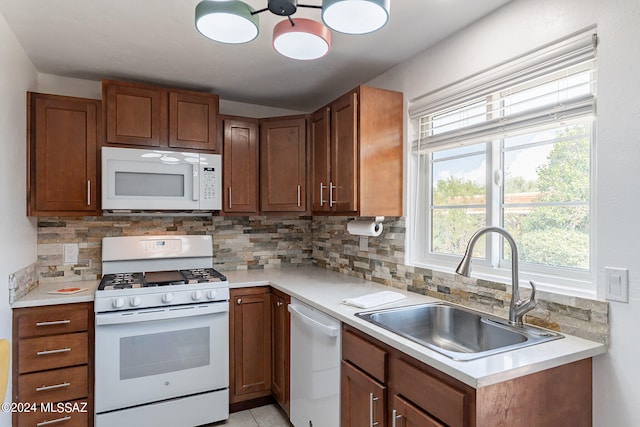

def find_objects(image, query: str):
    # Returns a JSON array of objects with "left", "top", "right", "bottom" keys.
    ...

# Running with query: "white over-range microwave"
[{"left": 102, "top": 146, "right": 222, "bottom": 212}]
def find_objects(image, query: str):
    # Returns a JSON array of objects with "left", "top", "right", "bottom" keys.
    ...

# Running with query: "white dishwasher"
[{"left": 288, "top": 298, "right": 341, "bottom": 427}]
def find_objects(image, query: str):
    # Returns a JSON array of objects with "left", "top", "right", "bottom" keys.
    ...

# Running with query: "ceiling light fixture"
[{"left": 195, "top": 0, "right": 391, "bottom": 60}]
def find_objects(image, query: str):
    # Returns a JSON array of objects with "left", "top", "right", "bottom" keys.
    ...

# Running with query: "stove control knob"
[
  {"left": 130, "top": 296, "right": 142, "bottom": 307},
  {"left": 206, "top": 289, "right": 217, "bottom": 300},
  {"left": 112, "top": 297, "right": 125, "bottom": 309},
  {"left": 162, "top": 293, "right": 174, "bottom": 303},
  {"left": 191, "top": 290, "right": 203, "bottom": 301}
]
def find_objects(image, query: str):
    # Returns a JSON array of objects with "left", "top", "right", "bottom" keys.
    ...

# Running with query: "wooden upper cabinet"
[
  {"left": 103, "top": 80, "right": 219, "bottom": 153},
  {"left": 331, "top": 92, "right": 359, "bottom": 213},
  {"left": 310, "top": 107, "right": 331, "bottom": 213},
  {"left": 310, "top": 86, "right": 403, "bottom": 217},
  {"left": 169, "top": 90, "right": 219, "bottom": 151},
  {"left": 103, "top": 80, "right": 167, "bottom": 147},
  {"left": 259, "top": 116, "right": 307, "bottom": 213},
  {"left": 27, "top": 92, "right": 100, "bottom": 216},
  {"left": 222, "top": 116, "right": 259, "bottom": 214}
]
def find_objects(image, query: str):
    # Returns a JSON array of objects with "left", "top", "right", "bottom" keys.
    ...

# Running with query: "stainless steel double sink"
[{"left": 355, "top": 302, "right": 563, "bottom": 361}]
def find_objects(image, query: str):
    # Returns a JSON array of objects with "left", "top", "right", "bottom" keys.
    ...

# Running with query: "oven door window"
[{"left": 120, "top": 327, "right": 209, "bottom": 380}]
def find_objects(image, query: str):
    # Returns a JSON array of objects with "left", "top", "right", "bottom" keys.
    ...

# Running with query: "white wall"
[
  {"left": 0, "top": 12, "right": 37, "bottom": 426},
  {"left": 36, "top": 73, "right": 305, "bottom": 118},
  {"left": 369, "top": 0, "right": 640, "bottom": 424}
]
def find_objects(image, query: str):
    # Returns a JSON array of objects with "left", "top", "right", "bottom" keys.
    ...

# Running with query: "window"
[{"left": 408, "top": 30, "right": 597, "bottom": 294}]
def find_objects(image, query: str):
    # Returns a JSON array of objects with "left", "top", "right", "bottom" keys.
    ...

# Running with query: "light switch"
[{"left": 605, "top": 267, "right": 629, "bottom": 303}]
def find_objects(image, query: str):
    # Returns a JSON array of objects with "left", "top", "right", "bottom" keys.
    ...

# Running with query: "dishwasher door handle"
[{"left": 288, "top": 304, "right": 339, "bottom": 337}]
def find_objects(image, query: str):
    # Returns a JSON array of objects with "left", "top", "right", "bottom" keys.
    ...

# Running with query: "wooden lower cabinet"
[
  {"left": 342, "top": 324, "right": 593, "bottom": 427},
  {"left": 341, "top": 361, "right": 387, "bottom": 427},
  {"left": 270, "top": 288, "right": 290, "bottom": 415},
  {"left": 12, "top": 303, "right": 94, "bottom": 427},
  {"left": 229, "top": 287, "right": 272, "bottom": 404}
]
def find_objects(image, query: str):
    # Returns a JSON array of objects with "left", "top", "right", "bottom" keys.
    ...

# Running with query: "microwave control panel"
[{"left": 201, "top": 167, "right": 217, "bottom": 204}]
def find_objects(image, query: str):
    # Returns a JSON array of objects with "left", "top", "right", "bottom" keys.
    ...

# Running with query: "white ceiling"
[{"left": 0, "top": 0, "right": 512, "bottom": 112}]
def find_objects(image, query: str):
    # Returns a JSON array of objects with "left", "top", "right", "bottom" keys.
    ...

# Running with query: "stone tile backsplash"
[{"left": 34, "top": 215, "right": 608, "bottom": 343}]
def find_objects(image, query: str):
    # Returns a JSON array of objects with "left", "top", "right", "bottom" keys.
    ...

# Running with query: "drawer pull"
[
  {"left": 37, "top": 416, "right": 72, "bottom": 426},
  {"left": 37, "top": 348, "right": 72, "bottom": 356},
  {"left": 370, "top": 392, "right": 380, "bottom": 427},
  {"left": 36, "top": 320, "right": 71, "bottom": 327},
  {"left": 36, "top": 382, "right": 71, "bottom": 392},
  {"left": 392, "top": 409, "right": 403, "bottom": 427}
]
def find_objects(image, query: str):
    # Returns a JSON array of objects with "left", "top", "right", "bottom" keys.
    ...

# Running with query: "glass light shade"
[
  {"left": 273, "top": 18, "right": 331, "bottom": 60},
  {"left": 195, "top": 0, "right": 259, "bottom": 44},
  {"left": 322, "top": 0, "right": 390, "bottom": 34}
]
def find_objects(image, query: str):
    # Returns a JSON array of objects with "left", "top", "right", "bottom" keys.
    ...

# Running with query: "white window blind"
[{"left": 410, "top": 28, "right": 597, "bottom": 151}]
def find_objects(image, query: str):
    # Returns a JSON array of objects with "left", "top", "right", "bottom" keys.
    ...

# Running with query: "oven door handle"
[{"left": 95, "top": 302, "right": 229, "bottom": 326}]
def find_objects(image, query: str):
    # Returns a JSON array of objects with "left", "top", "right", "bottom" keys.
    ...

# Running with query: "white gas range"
[{"left": 94, "top": 235, "right": 229, "bottom": 427}]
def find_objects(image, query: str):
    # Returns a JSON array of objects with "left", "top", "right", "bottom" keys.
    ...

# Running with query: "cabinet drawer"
[
  {"left": 16, "top": 399, "right": 89, "bottom": 427},
  {"left": 342, "top": 329, "right": 387, "bottom": 383},
  {"left": 18, "top": 366, "right": 88, "bottom": 405},
  {"left": 17, "top": 304, "right": 89, "bottom": 338},
  {"left": 394, "top": 359, "right": 466, "bottom": 427},
  {"left": 19, "top": 333, "right": 88, "bottom": 373}
]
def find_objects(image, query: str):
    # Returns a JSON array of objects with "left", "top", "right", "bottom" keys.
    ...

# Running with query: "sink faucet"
[{"left": 455, "top": 226, "right": 536, "bottom": 327}]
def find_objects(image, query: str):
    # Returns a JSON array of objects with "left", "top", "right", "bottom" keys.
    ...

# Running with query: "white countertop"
[
  {"left": 225, "top": 267, "right": 607, "bottom": 388},
  {"left": 11, "top": 280, "right": 100, "bottom": 308},
  {"left": 12, "top": 266, "right": 607, "bottom": 388}
]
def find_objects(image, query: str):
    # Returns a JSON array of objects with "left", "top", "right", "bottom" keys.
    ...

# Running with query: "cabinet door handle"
[
  {"left": 36, "top": 320, "right": 71, "bottom": 327},
  {"left": 236, "top": 298, "right": 242, "bottom": 305},
  {"left": 36, "top": 382, "right": 70, "bottom": 392},
  {"left": 37, "top": 347, "right": 72, "bottom": 356},
  {"left": 320, "top": 182, "right": 327, "bottom": 206},
  {"left": 329, "top": 182, "right": 336, "bottom": 207},
  {"left": 87, "top": 180, "right": 91, "bottom": 206},
  {"left": 37, "top": 416, "right": 72, "bottom": 426},
  {"left": 392, "top": 409, "right": 403, "bottom": 427},
  {"left": 297, "top": 184, "right": 301, "bottom": 207},
  {"left": 369, "top": 392, "right": 380, "bottom": 427},
  {"left": 228, "top": 187, "right": 232, "bottom": 209},
  {"left": 276, "top": 301, "right": 283, "bottom": 307}
]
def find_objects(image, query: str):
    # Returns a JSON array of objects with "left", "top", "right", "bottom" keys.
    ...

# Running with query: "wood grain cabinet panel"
[
  {"left": 222, "top": 116, "right": 260, "bottom": 214},
  {"left": 310, "top": 107, "right": 331, "bottom": 213},
  {"left": 18, "top": 333, "right": 88, "bottom": 374},
  {"left": 104, "top": 81, "right": 166, "bottom": 147},
  {"left": 229, "top": 287, "right": 272, "bottom": 403},
  {"left": 270, "top": 288, "right": 290, "bottom": 415},
  {"left": 343, "top": 324, "right": 593, "bottom": 427},
  {"left": 27, "top": 92, "right": 100, "bottom": 216},
  {"left": 17, "top": 399, "right": 89, "bottom": 427},
  {"left": 310, "top": 86, "right": 403, "bottom": 216},
  {"left": 341, "top": 361, "right": 387, "bottom": 427},
  {"left": 12, "top": 303, "right": 94, "bottom": 427},
  {"left": 103, "top": 80, "right": 220, "bottom": 153},
  {"left": 169, "top": 91, "right": 219, "bottom": 151},
  {"left": 260, "top": 116, "right": 307, "bottom": 213}
]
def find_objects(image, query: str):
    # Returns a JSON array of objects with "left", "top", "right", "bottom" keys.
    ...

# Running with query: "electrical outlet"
[
  {"left": 63, "top": 243, "right": 79, "bottom": 265},
  {"left": 605, "top": 267, "right": 629, "bottom": 303}
]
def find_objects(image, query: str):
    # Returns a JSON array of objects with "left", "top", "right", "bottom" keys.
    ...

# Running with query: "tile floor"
[{"left": 212, "top": 404, "right": 291, "bottom": 427}]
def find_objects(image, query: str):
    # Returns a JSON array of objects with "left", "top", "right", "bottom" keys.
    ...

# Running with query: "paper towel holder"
[{"left": 347, "top": 216, "right": 385, "bottom": 236}]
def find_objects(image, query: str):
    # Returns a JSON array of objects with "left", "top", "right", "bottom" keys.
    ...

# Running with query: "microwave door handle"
[{"left": 192, "top": 164, "right": 199, "bottom": 201}]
